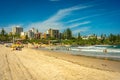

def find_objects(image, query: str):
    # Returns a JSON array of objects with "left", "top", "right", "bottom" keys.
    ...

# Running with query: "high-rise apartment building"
[
  {"left": 47, "top": 28, "right": 59, "bottom": 39},
  {"left": 28, "top": 30, "right": 34, "bottom": 39},
  {"left": 12, "top": 26, "right": 23, "bottom": 35}
]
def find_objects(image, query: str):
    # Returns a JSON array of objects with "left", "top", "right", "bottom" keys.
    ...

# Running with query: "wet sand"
[
  {"left": 0, "top": 44, "right": 120, "bottom": 80},
  {"left": 37, "top": 48, "right": 120, "bottom": 72}
]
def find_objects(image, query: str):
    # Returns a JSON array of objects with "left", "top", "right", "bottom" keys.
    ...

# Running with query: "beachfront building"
[
  {"left": 82, "top": 35, "right": 101, "bottom": 40},
  {"left": 20, "top": 32, "right": 27, "bottom": 40},
  {"left": 12, "top": 26, "right": 23, "bottom": 35},
  {"left": 47, "top": 28, "right": 59, "bottom": 39},
  {"left": 97, "top": 36, "right": 101, "bottom": 40},
  {"left": 27, "top": 28, "right": 39, "bottom": 39},
  {"left": 31, "top": 28, "right": 38, "bottom": 34},
  {"left": 8, "top": 32, "right": 13, "bottom": 35},
  {"left": 82, "top": 36, "right": 89, "bottom": 40},
  {"left": 28, "top": 30, "right": 34, "bottom": 39},
  {"left": 34, "top": 33, "right": 42, "bottom": 39},
  {"left": 41, "top": 33, "right": 50, "bottom": 39}
]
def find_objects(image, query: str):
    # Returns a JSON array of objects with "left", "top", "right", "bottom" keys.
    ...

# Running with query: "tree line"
[
  {"left": 61, "top": 28, "right": 120, "bottom": 45},
  {"left": 0, "top": 28, "right": 120, "bottom": 45}
]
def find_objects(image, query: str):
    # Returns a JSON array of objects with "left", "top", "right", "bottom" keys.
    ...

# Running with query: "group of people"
[{"left": 12, "top": 41, "right": 23, "bottom": 51}]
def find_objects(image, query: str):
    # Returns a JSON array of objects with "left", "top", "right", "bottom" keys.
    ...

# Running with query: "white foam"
[{"left": 71, "top": 46, "right": 120, "bottom": 53}]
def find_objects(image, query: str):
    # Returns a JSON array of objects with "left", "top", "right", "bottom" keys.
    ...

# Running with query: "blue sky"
[{"left": 0, "top": 0, "right": 120, "bottom": 36}]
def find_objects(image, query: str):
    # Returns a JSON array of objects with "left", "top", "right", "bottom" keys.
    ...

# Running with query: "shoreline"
[
  {"left": 31, "top": 47, "right": 120, "bottom": 72},
  {"left": 1, "top": 44, "right": 120, "bottom": 80},
  {"left": 34, "top": 47, "right": 120, "bottom": 61}
]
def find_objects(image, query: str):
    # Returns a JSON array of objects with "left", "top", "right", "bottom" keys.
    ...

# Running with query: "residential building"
[
  {"left": 12, "top": 26, "right": 23, "bottom": 35},
  {"left": 8, "top": 32, "right": 13, "bottom": 35},
  {"left": 82, "top": 36, "right": 89, "bottom": 40},
  {"left": 28, "top": 30, "right": 34, "bottom": 39},
  {"left": 34, "top": 33, "right": 42, "bottom": 39},
  {"left": 20, "top": 32, "right": 27, "bottom": 40},
  {"left": 41, "top": 33, "right": 50, "bottom": 39},
  {"left": 47, "top": 28, "right": 59, "bottom": 39},
  {"left": 31, "top": 28, "right": 38, "bottom": 34},
  {"left": 27, "top": 28, "right": 39, "bottom": 39}
]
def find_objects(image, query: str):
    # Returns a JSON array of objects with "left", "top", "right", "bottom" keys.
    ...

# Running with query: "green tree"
[
  {"left": 14, "top": 33, "right": 20, "bottom": 39},
  {"left": 63, "top": 28, "right": 72, "bottom": 39},
  {"left": 78, "top": 32, "right": 82, "bottom": 40},
  {"left": 25, "top": 35, "right": 28, "bottom": 40},
  {"left": 100, "top": 34, "right": 106, "bottom": 44},
  {"left": 108, "top": 34, "right": 116, "bottom": 44},
  {"left": 0, "top": 28, "right": 9, "bottom": 41},
  {"left": 1, "top": 28, "right": 6, "bottom": 36}
]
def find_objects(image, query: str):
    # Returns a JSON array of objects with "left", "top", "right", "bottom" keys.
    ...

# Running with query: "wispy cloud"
[
  {"left": 45, "top": 5, "right": 91, "bottom": 22},
  {"left": 25, "top": 5, "right": 92, "bottom": 32},
  {"left": 67, "top": 14, "right": 101, "bottom": 23},
  {"left": 67, "top": 21, "right": 91, "bottom": 29},
  {"left": 66, "top": 10, "right": 120, "bottom": 24},
  {"left": 73, "top": 26, "right": 90, "bottom": 34}
]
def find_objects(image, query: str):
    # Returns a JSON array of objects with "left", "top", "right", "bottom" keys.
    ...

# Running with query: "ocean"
[
  {"left": 41, "top": 45, "right": 120, "bottom": 61},
  {"left": 70, "top": 45, "right": 120, "bottom": 60}
]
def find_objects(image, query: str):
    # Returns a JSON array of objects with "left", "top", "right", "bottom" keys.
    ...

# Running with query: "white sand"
[{"left": 0, "top": 44, "right": 120, "bottom": 80}]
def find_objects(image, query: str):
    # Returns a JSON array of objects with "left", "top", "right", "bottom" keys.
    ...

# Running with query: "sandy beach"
[{"left": 0, "top": 44, "right": 120, "bottom": 80}]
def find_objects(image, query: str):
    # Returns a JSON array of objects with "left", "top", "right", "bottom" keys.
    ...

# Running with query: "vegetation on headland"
[{"left": 0, "top": 28, "right": 120, "bottom": 45}]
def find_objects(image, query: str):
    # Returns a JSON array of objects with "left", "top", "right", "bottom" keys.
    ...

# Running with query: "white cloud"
[
  {"left": 72, "top": 26, "right": 90, "bottom": 34},
  {"left": 68, "top": 21, "right": 91, "bottom": 29},
  {"left": 67, "top": 14, "right": 101, "bottom": 23},
  {"left": 45, "top": 5, "right": 90, "bottom": 22},
  {"left": 25, "top": 5, "right": 92, "bottom": 32},
  {"left": 67, "top": 10, "right": 120, "bottom": 23}
]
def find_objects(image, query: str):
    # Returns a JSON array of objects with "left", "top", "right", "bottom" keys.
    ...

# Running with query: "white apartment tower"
[{"left": 28, "top": 30, "right": 34, "bottom": 39}]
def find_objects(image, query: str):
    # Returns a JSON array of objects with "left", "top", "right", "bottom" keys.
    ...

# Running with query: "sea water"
[
  {"left": 69, "top": 45, "right": 120, "bottom": 60},
  {"left": 52, "top": 45, "right": 120, "bottom": 60},
  {"left": 39, "top": 45, "right": 120, "bottom": 60}
]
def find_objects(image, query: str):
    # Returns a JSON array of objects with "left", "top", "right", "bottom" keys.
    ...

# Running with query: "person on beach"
[{"left": 103, "top": 49, "right": 107, "bottom": 53}]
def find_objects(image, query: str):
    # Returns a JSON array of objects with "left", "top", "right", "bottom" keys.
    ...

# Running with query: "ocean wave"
[{"left": 71, "top": 46, "right": 120, "bottom": 53}]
